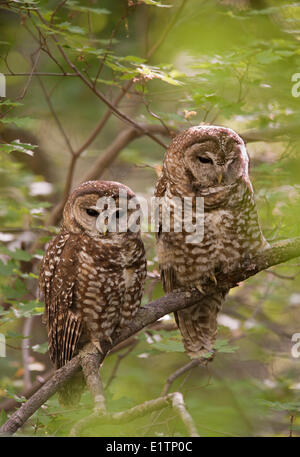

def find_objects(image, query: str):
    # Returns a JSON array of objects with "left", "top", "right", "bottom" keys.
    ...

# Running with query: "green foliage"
[{"left": 0, "top": 0, "right": 300, "bottom": 438}]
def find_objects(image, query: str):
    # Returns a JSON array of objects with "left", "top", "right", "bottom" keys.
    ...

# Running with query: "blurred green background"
[{"left": 0, "top": 0, "right": 300, "bottom": 437}]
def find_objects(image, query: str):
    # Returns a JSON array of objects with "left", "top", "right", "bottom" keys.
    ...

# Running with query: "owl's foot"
[{"left": 188, "top": 348, "right": 215, "bottom": 362}]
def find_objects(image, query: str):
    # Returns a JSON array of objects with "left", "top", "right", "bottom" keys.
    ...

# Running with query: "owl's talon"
[
  {"left": 210, "top": 274, "right": 218, "bottom": 286},
  {"left": 195, "top": 285, "right": 204, "bottom": 294},
  {"left": 92, "top": 341, "right": 103, "bottom": 354}
]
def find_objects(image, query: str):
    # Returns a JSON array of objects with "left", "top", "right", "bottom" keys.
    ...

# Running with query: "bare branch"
[
  {"left": 70, "top": 391, "right": 199, "bottom": 437},
  {"left": 21, "top": 317, "right": 34, "bottom": 391},
  {"left": 82, "top": 123, "right": 173, "bottom": 182},
  {"left": 79, "top": 345, "right": 106, "bottom": 414},
  {"left": 36, "top": 75, "right": 75, "bottom": 156},
  {"left": 50, "top": 0, "right": 68, "bottom": 24},
  {"left": 105, "top": 339, "right": 138, "bottom": 390},
  {"left": 17, "top": 49, "right": 41, "bottom": 100},
  {"left": 146, "top": 0, "right": 188, "bottom": 59},
  {"left": 161, "top": 360, "right": 201, "bottom": 397},
  {"left": 4, "top": 72, "right": 78, "bottom": 77}
]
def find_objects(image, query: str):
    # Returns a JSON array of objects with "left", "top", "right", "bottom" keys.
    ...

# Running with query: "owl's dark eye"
[
  {"left": 115, "top": 209, "right": 125, "bottom": 219},
  {"left": 85, "top": 208, "right": 99, "bottom": 217},
  {"left": 198, "top": 156, "right": 213, "bottom": 164}
]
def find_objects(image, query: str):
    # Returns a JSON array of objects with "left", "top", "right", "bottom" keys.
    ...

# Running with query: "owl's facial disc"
[
  {"left": 184, "top": 138, "right": 248, "bottom": 189},
  {"left": 68, "top": 193, "right": 140, "bottom": 238},
  {"left": 70, "top": 194, "right": 103, "bottom": 236}
]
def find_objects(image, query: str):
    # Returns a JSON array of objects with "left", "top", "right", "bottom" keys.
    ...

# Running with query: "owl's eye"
[
  {"left": 115, "top": 209, "right": 126, "bottom": 220},
  {"left": 85, "top": 208, "right": 99, "bottom": 217},
  {"left": 198, "top": 156, "right": 213, "bottom": 164}
]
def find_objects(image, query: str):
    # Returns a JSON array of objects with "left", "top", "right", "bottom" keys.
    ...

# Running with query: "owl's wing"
[
  {"left": 39, "top": 233, "right": 82, "bottom": 368},
  {"left": 120, "top": 240, "right": 147, "bottom": 327},
  {"left": 154, "top": 171, "right": 167, "bottom": 199},
  {"left": 154, "top": 173, "right": 179, "bottom": 292}
]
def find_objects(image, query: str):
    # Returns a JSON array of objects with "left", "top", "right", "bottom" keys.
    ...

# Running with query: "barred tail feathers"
[{"left": 174, "top": 293, "right": 225, "bottom": 359}]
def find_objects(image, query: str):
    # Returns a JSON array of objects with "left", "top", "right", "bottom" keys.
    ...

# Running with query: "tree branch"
[
  {"left": 70, "top": 391, "right": 199, "bottom": 437},
  {"left": 161, "top": 360, "right": 201, "bottom": 397},
  {"left": 79, "top": 345, "right": 106, "bottom": 414}
]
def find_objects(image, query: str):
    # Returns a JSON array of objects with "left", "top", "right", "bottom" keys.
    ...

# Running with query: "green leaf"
[
  {"left": 0, "top": 117, "right": 35, "bottom": 128},
  {"left": 2, "top": 279, "right": 28, "bottom": 300},
  {"left": 142, "top": 0, "right": 172, "bottom": 7},
  {"left": 260, "top": 400, "right": 300, "bottom": 413},
  {"left": 136, "top": 64, "right": 183, "bottom": 86},
  {"left": 213, "top": 339, "right": 238, "bottom": 354},
  {"left": 0, "top": 99, "right": 23, "bottom": 107},
  {"left": 65, "top": 1, "right": 111, "bottom": 15},
  {"left": 4, "top": 388, "right": 26, "bottom": 403},
  {"left": 0, "top": 246, "right": 33, "bottom": 261},
  {"left": 56, "top": 21, "right": 86, "bottom": 36},
  {"left": 0, "top": 409, "right": 8, "bottom": 427},
  {"left": 6, "top": 331, "right": 28, "bottom": 340},
  {"left": 13, "top": 301, "right": 44, "bottom": 318},
  {"left": 139, "top": 330, "right": 184, "bottom": 353},
  {"left": 0, "top": 259, "right": 15, "bottom": 277},
  {"left": 256, "top": 50, "right": 282, "bottom": 64},
  {"left": 0, "top": 140, "right": 37, "bottom": 156}
]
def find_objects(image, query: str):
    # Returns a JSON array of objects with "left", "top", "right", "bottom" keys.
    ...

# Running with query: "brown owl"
[
  {"left": 39, "top": 180, "right": 147, "bottom": 404},
  {"left": 154, "top": 125, "right": 267, "bottom": 359}
]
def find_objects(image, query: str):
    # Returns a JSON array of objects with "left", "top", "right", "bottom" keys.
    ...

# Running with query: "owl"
[
  {"left": 154, "top": 125, "right": 267, "bottom": 359},
  {"left": 39, "top": 180, "right": 147, "bottom": 403}
]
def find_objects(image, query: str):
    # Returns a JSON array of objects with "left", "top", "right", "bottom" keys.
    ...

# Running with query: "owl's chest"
[
  {"left": 205, "top": 209, "right": 238, "bottom": 248},
  {"left": 160, "top": 206, "right": 250, "bottom": 286},
  {"left": 73, "top": 244, "right": 125, "bottom": 304}
]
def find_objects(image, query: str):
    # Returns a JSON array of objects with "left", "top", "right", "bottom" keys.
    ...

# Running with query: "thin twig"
[
  {"left": 36, "top": 75, "right": 75, "bottom": 156},
  {"left": 22, "top": 317, "right": 34, "bottom": 391},
  {"left": 17, "top": 49, "right": 41, "bottom": 100},
  {"left": 105, "top": 340, "right": 138, "bottom": 390},
  {"left": 3, "top": 72, "right": 78, "bottom": 77},
  {"left": 161, "top": 359, "right": 202, "bottom": 397},
  {"left": 50, "top": 0, "right": 67, "bottom": 24}
]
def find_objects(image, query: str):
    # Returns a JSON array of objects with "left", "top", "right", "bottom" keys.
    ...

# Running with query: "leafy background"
[{"left": 0, "top": 0, "right": 300, "bottom": 437}]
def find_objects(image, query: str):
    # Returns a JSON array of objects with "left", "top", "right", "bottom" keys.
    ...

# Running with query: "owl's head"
[
  {"left": 164, "top": 125, "right": 249, "bottom": 192},
  {"left": 62, "top": 180, "right": 140, "bottom": 238}
]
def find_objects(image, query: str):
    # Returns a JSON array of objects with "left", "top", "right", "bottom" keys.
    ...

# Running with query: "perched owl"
[
  {"left": 39, "top": 180, "right": 147, "bottom": 404},
  {"left": 154, "top": 125, "right": 267, "bottom": 359}
]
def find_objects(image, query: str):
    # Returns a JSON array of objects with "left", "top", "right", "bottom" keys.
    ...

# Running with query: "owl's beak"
[
  {"left": 217, "top": 172, "right": 223, "bottom": 184},
  {"left": 102, "top": 224, "right": 108, "bottom": 236}
]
